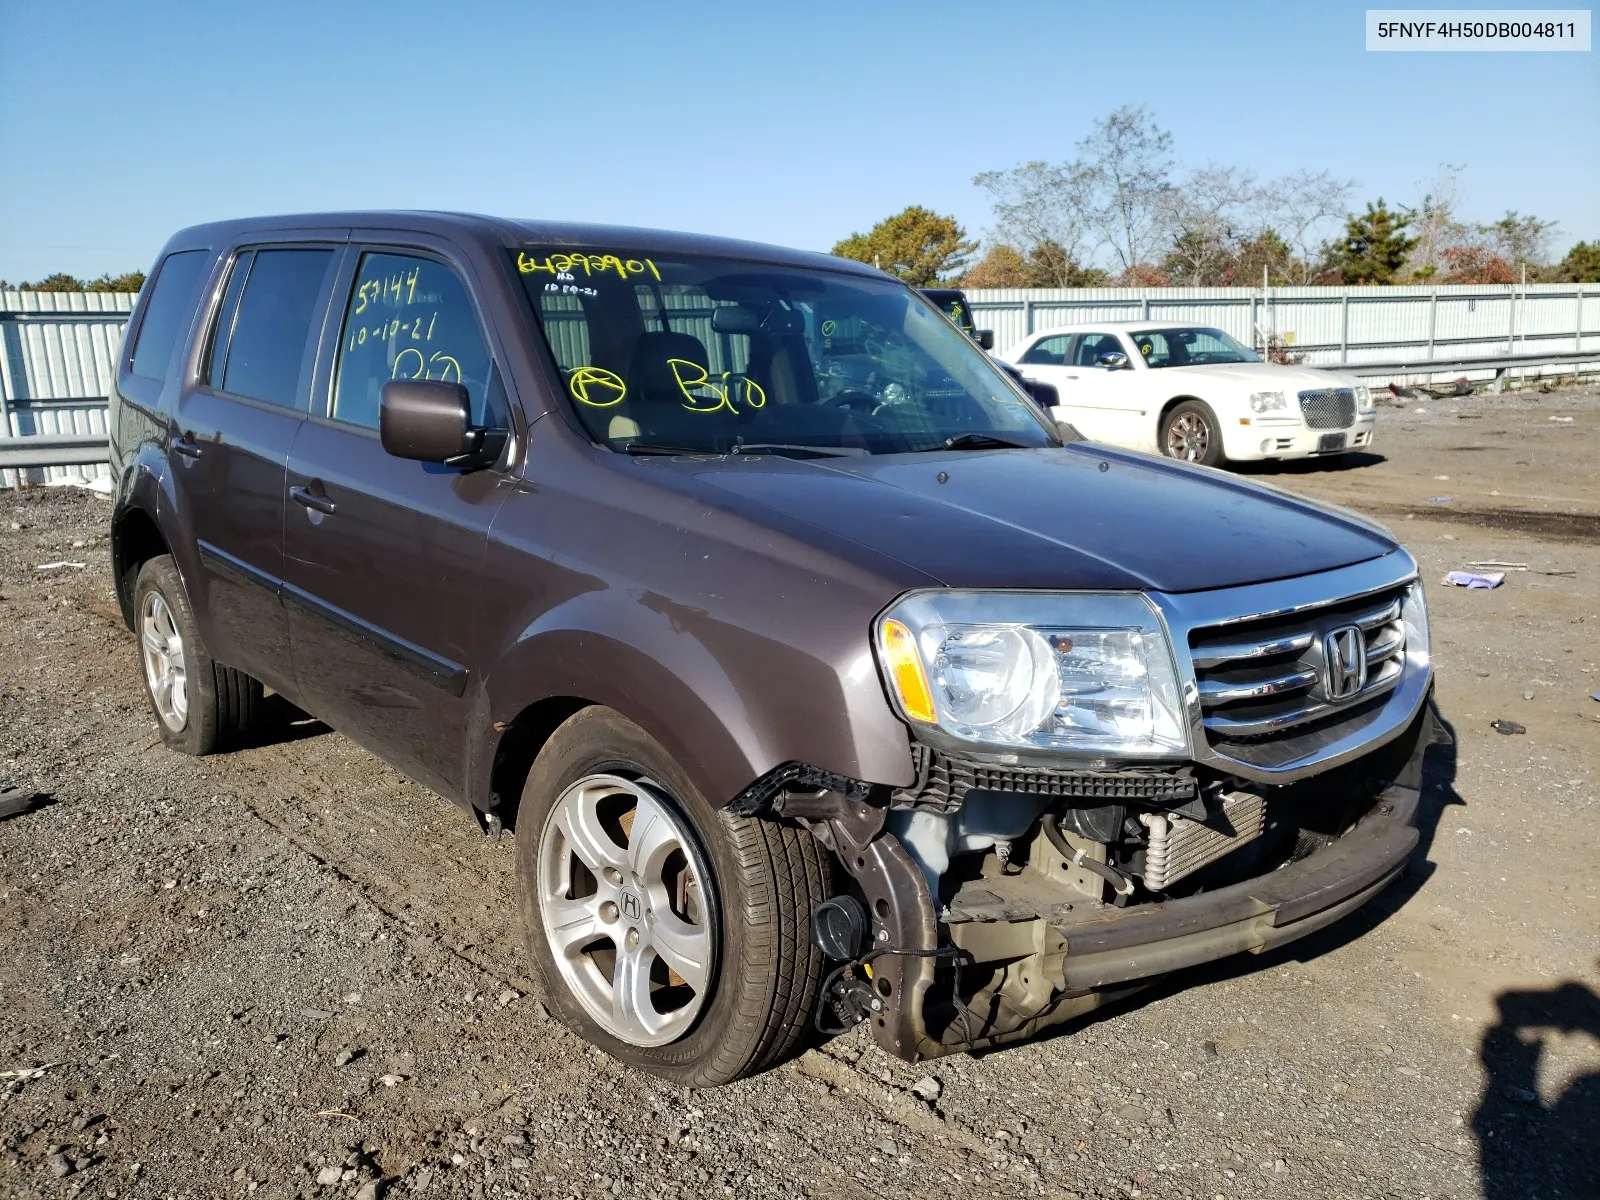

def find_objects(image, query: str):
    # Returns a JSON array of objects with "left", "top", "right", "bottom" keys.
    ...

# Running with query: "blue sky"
[{"left": 0, "top": 0, "right": 1594, "bottom": 280}]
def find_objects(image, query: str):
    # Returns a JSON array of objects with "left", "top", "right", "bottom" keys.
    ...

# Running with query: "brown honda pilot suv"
[{"left": 108, "top": 213, "right": 1443, "bottom": 1085}]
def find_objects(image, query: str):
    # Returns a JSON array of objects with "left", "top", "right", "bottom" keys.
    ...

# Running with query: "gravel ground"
[{"left": 1, "top": 383, "right": 1596, "bottom": 1200}]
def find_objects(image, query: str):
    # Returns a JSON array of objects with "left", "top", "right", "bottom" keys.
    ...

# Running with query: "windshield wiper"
[
  {"left": 731, "top": 442, "right": 864, "bottom": 458},
  {"left": 937, "top": 432, "right": 1037, "bottom": 451},
  {"left": 616, "top": 442, "right": 722, "bottom": 456},
  {"left": 616, "top": 441, "right": 862, "bottom": 459}
]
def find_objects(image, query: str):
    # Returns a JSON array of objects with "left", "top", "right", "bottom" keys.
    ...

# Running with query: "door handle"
[
  {"left": 172, "top": 433, "right": 202, "bottom": 459},
  {"left": 289, "top": 484, "right": 336, "bottom": 516}
]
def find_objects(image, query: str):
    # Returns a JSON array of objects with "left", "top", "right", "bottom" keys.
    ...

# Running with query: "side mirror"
[
  {"left": 1096, "top": 350, "right": 1130, "bottom": 370},
  {"left": 1025, "top": 380, "right": 1059, "bottom": 408},
  {"left": 976, "top": 329, "right": 996, "bottom": 350},
  {"left": 380, "top": 379, "right": 505, "bottom": 468}
]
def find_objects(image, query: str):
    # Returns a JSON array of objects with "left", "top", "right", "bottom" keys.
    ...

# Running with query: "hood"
[
  {"left": 1151, "top": 361, "right": 1361, "bottom": 392},
  {"left": 659, "top": 444, "right": 1396, "bottom": 594}
]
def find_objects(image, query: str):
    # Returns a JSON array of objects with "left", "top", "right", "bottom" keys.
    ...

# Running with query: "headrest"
[{"left": 627, "top": 331, "right": 710, "bottom": 397}]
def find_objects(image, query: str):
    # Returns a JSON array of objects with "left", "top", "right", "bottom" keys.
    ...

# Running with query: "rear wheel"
[
  {"left": 133, "top": 555, "right": 262, "bottom": 755},
  {"left": 517, "top": 707, "right": 833, "bottom": 1085},
  {"left": 1160, "top": 400, "right": 1225, "bottom": 467}
]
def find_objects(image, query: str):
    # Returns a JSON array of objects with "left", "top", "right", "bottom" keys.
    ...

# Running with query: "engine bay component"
[
  {"left": 1041, "top": 816, "right": 1135, "bottom": 900},
  {"left": 1139, "top": 790, "right": 1266, "bottom": 892}
]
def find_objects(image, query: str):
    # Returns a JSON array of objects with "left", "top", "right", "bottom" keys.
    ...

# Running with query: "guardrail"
[
  {"left": 0, "top": 430, "right": 111, "bottom": 471},
  {"left": 1317, "top": 348, "right": 1600, "bottom": 388}
]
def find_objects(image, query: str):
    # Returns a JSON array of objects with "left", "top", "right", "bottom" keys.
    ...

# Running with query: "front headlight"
[
  {"left": 1401, "top": 580, "right": 1430, "bottom": 667},
  {"left": 1355, "top": 385, "right": 1375, "bottom": 413},
  {"left": 875, "top": 591, "right": 1190, "bottom": 758},
  {"left": 1249, "top": 390, "right": 1286, "bottom": 413}
]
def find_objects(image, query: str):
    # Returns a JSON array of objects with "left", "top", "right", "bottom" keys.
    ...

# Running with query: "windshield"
[
  {"left": 1131, "top": 327, "right": 1260, "bottom": 368},
  {"left": 516, "top": 251, "right": 1054, "bottom": 455},
  {"left": 923, "top": 291, "right": 978, "bottom": 337}
]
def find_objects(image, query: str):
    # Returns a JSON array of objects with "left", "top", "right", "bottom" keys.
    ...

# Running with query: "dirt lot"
[{"left": 1, "top": 385, "right": 1596, "bottom": 1200}]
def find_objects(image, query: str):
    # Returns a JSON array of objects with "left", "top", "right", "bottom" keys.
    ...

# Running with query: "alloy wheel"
[
  {"left": 536, "top": 773, "right": 717, "bottom": 1047},
  {"left": 139, "top": 591, "right": 188, "bottom": 731},
  {"left": 1166, "top": 411, "right": 1211, "bottom": 461}
]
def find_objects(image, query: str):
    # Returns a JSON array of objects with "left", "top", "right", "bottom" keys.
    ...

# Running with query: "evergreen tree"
[{"left": 1334, "top": 200, "right": 1419, "bottom": 284}]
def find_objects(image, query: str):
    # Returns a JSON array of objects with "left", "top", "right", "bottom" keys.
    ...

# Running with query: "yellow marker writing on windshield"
[
  {"left": 568, "top": 366, "right": 628, "bottom": 407},
  {"left": 518, "top": 252, "right": 660, "bottom": 281},
  {"left": 668, "top": 359, "right": 765, "bottom": 415}
]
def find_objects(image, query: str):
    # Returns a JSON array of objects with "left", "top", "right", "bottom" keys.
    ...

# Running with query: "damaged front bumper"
[{"left": 767, "top": 695, "right": 1449, "bottom": 1063}]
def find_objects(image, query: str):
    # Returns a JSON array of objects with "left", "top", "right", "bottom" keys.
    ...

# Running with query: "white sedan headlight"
[
  {"left": 1249, "top": 390, "right": 1286, "bottom": 413},
  {"left": 875, "top": 592, "right": 1190, "bottom": 757},
  {"left": 1355, "top": 385, "right": 1376, "bottom": 413}
]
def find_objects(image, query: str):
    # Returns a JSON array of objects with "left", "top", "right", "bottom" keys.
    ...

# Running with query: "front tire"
[
  {"left": 516, "top": 707, "right": 834, "bottom": 1085},
  {"left": 133, "top": 555, "right": 262, "bottom": 755},
  {"left": 1160, "top": 400, "right": 1225, "bottom": 467}
]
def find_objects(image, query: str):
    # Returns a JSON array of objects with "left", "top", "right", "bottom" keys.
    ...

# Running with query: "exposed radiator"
[{"left": 1139, "top": 791, "right": 1266, "bottom": 892}]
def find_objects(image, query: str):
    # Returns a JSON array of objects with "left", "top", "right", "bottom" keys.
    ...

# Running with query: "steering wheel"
[{"left": 824, "top": 390, "right": 882, "bottom": 413}]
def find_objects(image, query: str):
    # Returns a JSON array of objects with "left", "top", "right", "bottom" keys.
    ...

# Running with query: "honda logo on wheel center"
[
  {"left": 1321, "top": 625, "right": 1368, "bottom": 700},
  {"left": 619, "top": 888, "right": 642, "bottom": 922}
]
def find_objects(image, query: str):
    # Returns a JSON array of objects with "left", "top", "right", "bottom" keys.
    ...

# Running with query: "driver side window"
[
  {"left": 1072, "top": 332, "right": 1123, "bottom": 368},
  {"left": 332, "top": 252, "right": 503, "bottom": 430}
]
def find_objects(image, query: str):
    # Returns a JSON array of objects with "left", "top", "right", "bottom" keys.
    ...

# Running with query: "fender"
[
  {"left": 467, "top": 584, "right": 916, "bottom": 814},
  {"left": 110, "top": 439, "right": 180, "bottom": 626}
]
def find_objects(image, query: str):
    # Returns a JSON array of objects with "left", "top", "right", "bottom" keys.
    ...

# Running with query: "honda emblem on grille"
[{"left": 1322, "top": 625, "right": 1367, "bottom": 700}]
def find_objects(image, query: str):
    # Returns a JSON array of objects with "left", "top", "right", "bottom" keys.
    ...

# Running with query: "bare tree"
[
  {"left": 972, "top": 160, "right": 1094, "bottom": 286},
  {"left": 1482, "top": 211, "right": 1559, "bottom": 269},
  {"left": 1160, "top": 164, "right": 1261, "bottom": 285},
  {"left": 1076, "top": 105, "right": 1175, "bottom": 274},
  {"left": 1262, "top": 169, "right": 1357, "bottom": 283},
  {"left": 1405, "top": 163, "right": 1470, "bottom": 279}
]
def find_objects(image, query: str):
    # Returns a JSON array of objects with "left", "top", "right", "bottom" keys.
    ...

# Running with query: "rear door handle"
[
  {"left": 172, "top": 433, "right": 202, "bottom": 459},
  {"left": 289, "top": 485, "right": 336, "bottom": 516}
]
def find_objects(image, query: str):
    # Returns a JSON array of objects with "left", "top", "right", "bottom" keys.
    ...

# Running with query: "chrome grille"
[
  {"left": 1298, "top": 388, "right": 1356, "bottom": 430},
  {"left": 1189, "top": 585, "right": 1409, "bottom": 748}
]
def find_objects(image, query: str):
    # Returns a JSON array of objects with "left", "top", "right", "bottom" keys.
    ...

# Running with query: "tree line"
[
  {"left": 0, "top": 271, "right": 147, "bottom": 293},
  {"left": 832, "top": 106, "right": 1599, "bottom": 288}
]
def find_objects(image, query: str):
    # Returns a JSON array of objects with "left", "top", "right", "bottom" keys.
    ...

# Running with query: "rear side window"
[
  {"left": 218, "top": 248, "right": 335, "bottom": 409},
  {"left": 129, "top": 250, "right": 209, "bottom": 381},
  {"left": 1020, "top": 334, "right": 1070, "bottom": 366}
]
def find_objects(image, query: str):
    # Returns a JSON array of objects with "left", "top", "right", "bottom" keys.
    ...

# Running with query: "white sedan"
[{"left": 998, "top": 323, "right": 1377, "bottom": 466}]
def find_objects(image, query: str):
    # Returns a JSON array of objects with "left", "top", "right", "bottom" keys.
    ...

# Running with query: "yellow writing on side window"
[
  {"left": 353, "top": 266, "right": 421, "bottom": 315},
  {"left": 667, "top": 358, "right": 766, "bottom": 415},
  {"left": 517, "top": 251, "right": 661, "bottom": 282},
  {"left": 348, "top": 310, "right": 438, "bottom": 354},
  {"left": 391, "top": 349, "right": 463, "bottom": 384},
  {"left": 568, "top": 366, "right": 628, "bottom": 408}
]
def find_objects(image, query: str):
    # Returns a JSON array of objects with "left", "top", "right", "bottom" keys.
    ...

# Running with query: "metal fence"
[
  {"left": 964, "top": 282, "right": 1600, "bottom": 375},
  {"left": 0, "top": 290, "right": 132, "bottom": 488},
  {"left": 3, "top": 283, "right": 1598, "bottom": 487}
]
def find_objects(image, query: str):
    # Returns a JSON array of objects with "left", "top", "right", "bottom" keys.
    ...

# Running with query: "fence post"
[
  {"left": 1141, "top": 296, "right": 1150, "bottom": 321},
  {"left": 1340, "top": 292, "right": 1350, "bottom": 365},
  {"left": 1427, "top": 289, "right": 1438, "bottom": 360},
  {"left": 1023, "top": 299, "right": 1034, "bottom": 336},
  {"left": 1577, "top": 287, "right": 1585, "bottom": 353},
  {"left": 1507, "top": 285, "right": 1517, "bottom": 353}
]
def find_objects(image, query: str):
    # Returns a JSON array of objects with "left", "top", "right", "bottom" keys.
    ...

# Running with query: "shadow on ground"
[
  {"left": 1473, "top": 979, "right": 1600, "bottom": 1200},
  {"left": 1234, "top": 451, "right": 1386, "bottom": 475},
  {"left": 246, "top": 693, "right": 333, "bottom": 747}
]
